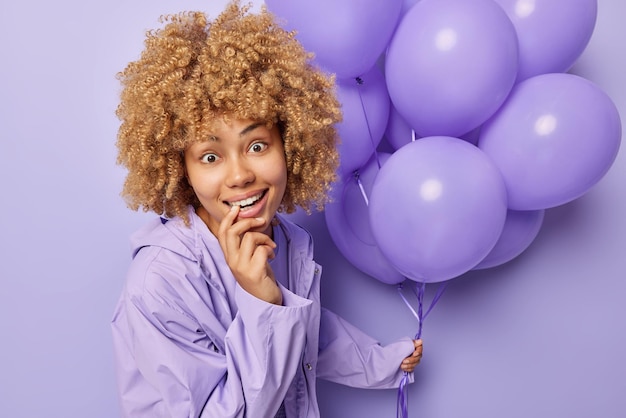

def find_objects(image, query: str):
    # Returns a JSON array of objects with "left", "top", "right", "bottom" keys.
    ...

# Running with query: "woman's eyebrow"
[{"left": 239, "top": 122, "right": 264, "bottom": 137}]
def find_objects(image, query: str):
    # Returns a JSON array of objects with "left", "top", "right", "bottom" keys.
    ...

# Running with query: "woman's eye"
[
  {"left": 200, "top": 153, "right": 218, "bottom": 163},
  {"left": 249, "top": 142, "right": 268, "bottom": 153}
]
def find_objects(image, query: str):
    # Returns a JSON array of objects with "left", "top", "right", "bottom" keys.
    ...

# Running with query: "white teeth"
[{"left": 230, "top": 192, "right": 263, "bottom": 208}]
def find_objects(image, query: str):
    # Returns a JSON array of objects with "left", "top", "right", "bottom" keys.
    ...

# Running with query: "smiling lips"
[{"left": 226, "top": 190, "right": 267, "bottom": 210}]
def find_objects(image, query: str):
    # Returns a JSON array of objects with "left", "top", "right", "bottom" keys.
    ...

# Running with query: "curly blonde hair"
[{"left": 116, "top": 1, "right": 341, "bottom": 224}]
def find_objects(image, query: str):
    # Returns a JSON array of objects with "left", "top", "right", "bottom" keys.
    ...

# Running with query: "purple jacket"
[{"left": 111, "top": 207, "right": 414, "bottom": 417}]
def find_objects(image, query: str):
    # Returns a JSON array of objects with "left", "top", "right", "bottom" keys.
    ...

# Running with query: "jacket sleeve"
[
  {"left": 118, "top": 272, "right": 312, "bottom": 418},
  {"left": 315, "top": 307, "right": 415, "bottom": 389}
]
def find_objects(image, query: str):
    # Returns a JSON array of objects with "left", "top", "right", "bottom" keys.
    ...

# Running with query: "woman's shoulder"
[
  {"left": 129, "top": 207, "right": 218, "bottom": 259},
  {"left": 129, "top": 217, "right": 193, "bottom": 259},
  {"left": 125, "top": 210, "right": 214, "bottom": 288},
  {"left": 123, "top": 215, "right": 224, "bottom": 312}
]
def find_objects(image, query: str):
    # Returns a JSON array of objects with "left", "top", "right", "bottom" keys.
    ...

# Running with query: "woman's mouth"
[{"left": 226, "top": 190, "right": 267, "bottom": 211}]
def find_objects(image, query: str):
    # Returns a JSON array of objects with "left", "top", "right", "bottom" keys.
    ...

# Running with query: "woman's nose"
[{"left": 225, "top": 157, "right": 255, "bottom": 187}]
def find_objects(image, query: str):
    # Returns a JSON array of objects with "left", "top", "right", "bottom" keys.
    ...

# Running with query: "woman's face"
[{"left": 184, "top": 117, "right": 287, "bottom": 237}]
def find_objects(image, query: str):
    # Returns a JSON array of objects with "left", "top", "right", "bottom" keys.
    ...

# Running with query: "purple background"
[{"left": 1, "top": 0, "right": 624, "bottom": 417}]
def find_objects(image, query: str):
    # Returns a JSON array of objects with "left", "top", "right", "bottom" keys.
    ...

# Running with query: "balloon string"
[
  {"left": 354, "top": 172, "right": 369, "bottom": 206},
  {"left": 396, "top": 281, "right": 447, "bottom": 418},
  {"left": 356, "top": 76, "right": 382, "bottom": 169},
  {"left": 397, "top": 372, "right": 410, "bottom": 418},
  {"left": 397, "top": 284, "right": 420, "bottom": 324},
  {"left": 420, "top": 282, "right": 447, "bottom": 321}
]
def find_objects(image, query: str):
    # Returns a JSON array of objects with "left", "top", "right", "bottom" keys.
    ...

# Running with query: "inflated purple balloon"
[
  {"left": 385, "top": 0, "right": 518, "bottom": 137},
  {"left": 369, "top": 137, "right": 508, "bottom": 283},
  {"left": 473, "top": 209, "right": 544, "bottom": 270},
  {"left": 265, "top": 0, "right": 402, "bottom": 78},
  {"left": 479, "top": 73, "right": 621, "bottom": 210},
  {"left": 335, "top": 66, "right": 390, "bottom": 176},
  {"left": 492, "top": 0, "right": 597, "bottom": 81},
  {"left": 325, "top": 153, "right": 405, "bottom": 285}
]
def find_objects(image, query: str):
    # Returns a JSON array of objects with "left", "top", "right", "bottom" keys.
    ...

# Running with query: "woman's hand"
[
  {"left": 400, "top": 339, "right": 423, "bottom": 373},
  {"left": 216, "top": 205, "right": 282, "bottom": 305}
]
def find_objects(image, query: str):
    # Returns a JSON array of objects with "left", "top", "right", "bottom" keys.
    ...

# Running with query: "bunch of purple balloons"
[{"left": 266, "top": 0, "right": 621, "bottom": 284}]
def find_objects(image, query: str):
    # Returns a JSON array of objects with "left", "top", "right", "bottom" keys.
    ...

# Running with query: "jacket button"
[
  {"left": 306, "top": 363, "right": 312, "bottom": 371},
  {"left": 314, "top": 268, "right": 319, "bottom": 274}
]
